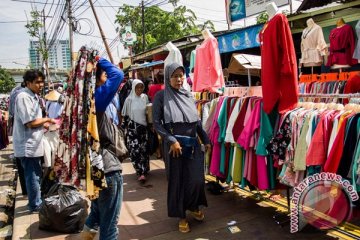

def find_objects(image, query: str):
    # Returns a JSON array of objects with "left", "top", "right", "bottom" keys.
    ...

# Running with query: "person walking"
[
  {"left": 13, "top": 69, "right": 56, "bottom": 212},
  {"left": 81, "top": 57, "right": 125, "bottom": 240},
  {"left": 152, "top": 62, "right": 211, "bottom": 233},
  {"left": 122, "top": 79, "right": 150, "bottom": 183},
  {"left": 8, "top": 83, "right": 27, "bottom": 195}
]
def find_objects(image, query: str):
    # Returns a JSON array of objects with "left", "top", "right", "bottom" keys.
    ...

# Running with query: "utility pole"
[
  {"left": 89, "top": 0, "right": 114, "bottom": 63},
  {"left": 67, "top": 0, "right": 74, "bottom": 69},
  {"left": 42, "top": 9, "right": 51, "bottom": 85},
  {"left": 141, "top": 0, "right": 145, "bottom": 52}
]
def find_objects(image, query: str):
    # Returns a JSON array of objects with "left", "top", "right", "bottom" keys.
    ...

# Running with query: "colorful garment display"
[
  {"left": 0, "top": 111, "right": 9, "bottom": 150},
  {"left": 204, "top": 92, "right": 360, "bottom": 193},
  {"left": 54, "top": 47, "right": 105, "bottom": 198},
  {"left": 193, "top": 35, "right": 225, "bottom": 93},
  {"left": 260, "top": 13, "right": 298, "bottom": 114},
  {"left": 327, "top": 24, "right": 357, "bottom": 66}
]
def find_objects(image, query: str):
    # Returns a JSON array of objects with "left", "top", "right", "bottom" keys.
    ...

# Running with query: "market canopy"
[
  {"left": 130, "top": 60, "right": 164, "bottom": 70},
  {"left": 227, "top": 53, "right": 261, "bottom": 77}
]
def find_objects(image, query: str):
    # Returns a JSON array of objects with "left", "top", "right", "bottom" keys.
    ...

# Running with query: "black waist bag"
[{"left": 174, "top": 135, "right": 198, "bottom": 159}]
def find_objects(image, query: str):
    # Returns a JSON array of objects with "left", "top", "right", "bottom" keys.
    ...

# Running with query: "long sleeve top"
[
  {"left": 300, "top": 23, "right": 327, "bottom": 65},
  {"left": 353, "top": 20, "right": 360, "bottom": 60},
  {"left": 95, "top": 58, "right": 124, "bottom": 112},
  {"left": 94, "top": 58, "right": 124, "bottom": 173},
  {"left": 260, "top": 13, "right": 298, "bottom": 114},
  {"left": 193, "top": 37, "right": 225, "bottom": 93},
  {"left": 327, "top": 24, "right": 357, "bottom": 66},
  {"left": 152, "top": 90, "right": 210, "bottom": 145}
]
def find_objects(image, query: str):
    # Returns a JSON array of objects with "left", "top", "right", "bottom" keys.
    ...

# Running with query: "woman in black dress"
[{"left": 152, "top": 62, "right": 211, "bottom": 233}]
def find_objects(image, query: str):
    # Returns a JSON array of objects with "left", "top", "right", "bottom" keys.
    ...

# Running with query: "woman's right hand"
[{"left": 169, "top": 141, "right": 182, "bottom": 158}]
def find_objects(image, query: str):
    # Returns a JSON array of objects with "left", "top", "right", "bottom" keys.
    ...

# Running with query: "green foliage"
[
  {"left": 25, "top": 11, "right": 48, "bottom": 61},
  {"left": 256, "top": 10, "right": 290, "bottom": 24},
  {"left": 115, "top": 1, "right": 215, "bottom": 53},
  {"left": 0, "top": 66, "right": 16, "bottom": 94},
  {"left": 256, "top": 12, "right": 269, "bottom": 24}
]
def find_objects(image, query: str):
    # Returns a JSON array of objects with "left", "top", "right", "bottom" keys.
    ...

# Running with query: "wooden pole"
[{"left": 88, "top": 0, "right": 114, "bottom": 63}]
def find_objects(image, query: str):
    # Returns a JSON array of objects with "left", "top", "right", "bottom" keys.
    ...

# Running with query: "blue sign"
[{"left": 217, "top": 24, "right": 263, "bottom": 54}]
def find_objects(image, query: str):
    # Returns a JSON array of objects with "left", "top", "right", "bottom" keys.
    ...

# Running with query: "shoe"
[
  {"left": 190, "top": 210, "right": 205, "bottom": 221},
  {"left": 80, "top": 231, "right": 96, "bottom": 240},
  {"left": 30, "top": 206, "right": 41, "bottom": 213},
  {"left": 178, "top": 220, "right": 190, "bottom": 233},
  {"left": 138, "top": 175, "right": 146, "bottom": 183}
]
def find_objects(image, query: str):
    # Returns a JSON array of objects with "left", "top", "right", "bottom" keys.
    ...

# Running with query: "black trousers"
[{"left": 15, "top": 157, "right": 27, "bottom": 195}]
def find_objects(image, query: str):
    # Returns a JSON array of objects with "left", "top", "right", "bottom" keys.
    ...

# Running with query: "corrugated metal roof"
[{"left": 296, "top": 0, "right": 356, "bottom": 12}]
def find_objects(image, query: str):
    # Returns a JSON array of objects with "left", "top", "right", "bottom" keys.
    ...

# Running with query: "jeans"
[
  {"left": 20, "top": 157, "right": 42, "bottom": 211},
  {"left": 85, "top": 171, "right": 123, "bottom": 240}
]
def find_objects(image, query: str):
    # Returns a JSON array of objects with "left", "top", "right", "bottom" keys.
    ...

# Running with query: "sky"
[{"left": 0, "top": 0, "right": 300, "bottom": 69}]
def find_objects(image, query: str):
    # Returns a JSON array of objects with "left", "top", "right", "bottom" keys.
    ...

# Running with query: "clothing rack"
[{"left": 299, "top": 93, "right": 360, "bottom": 98}]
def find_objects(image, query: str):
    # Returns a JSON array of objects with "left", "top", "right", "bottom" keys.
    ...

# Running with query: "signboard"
[
  {"left": 121, "top": 26, "right": 137, "bottom": 46},
  {"left": 217, "top": 24, "right": 263, "bottom": 53},
  {"left": 225, "top": 0, "right": 289, "bottom": 23}
]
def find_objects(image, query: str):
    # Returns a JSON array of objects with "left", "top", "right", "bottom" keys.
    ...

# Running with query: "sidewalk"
[{"left": 11, "top": 157, "right": 348, "bottom": 240}]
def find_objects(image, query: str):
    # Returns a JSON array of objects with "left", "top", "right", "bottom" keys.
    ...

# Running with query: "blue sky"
[{"left": 0, "top": 0, "right": 299, "bottom": 69}]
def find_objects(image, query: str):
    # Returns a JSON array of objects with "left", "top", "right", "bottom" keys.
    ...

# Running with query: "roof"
[
  {"left": 130, "top": 60, "right": 164, "bottom": 70},
  {"left": 288, "top": 0, "right": 360, "bottom": 34},
  {"left": 296, "top": 0, "right": 357, "bottom": 12},
  {"left": 132, "top": 29, "right": 242, "bottom": 62},
  {"left": 227, "top": 54, "right": 261, "bottom": 77}
]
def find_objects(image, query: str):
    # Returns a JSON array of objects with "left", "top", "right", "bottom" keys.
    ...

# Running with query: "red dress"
[
  {"left": 327, "top": 24, "right": 357, "bottom": 66},
  {"left": 259, "top": 14, "right": 298, "bottom": 114}
]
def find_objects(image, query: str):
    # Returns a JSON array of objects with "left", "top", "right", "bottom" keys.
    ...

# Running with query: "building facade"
[{"left": 29, "top": 40, "right": 71, "bottom": 70}]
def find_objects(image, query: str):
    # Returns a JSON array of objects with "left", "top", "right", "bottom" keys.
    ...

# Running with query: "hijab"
[
  {"left": 164, "top": 63, "right": 199, "bottom": 124},
  {"left": 121, "top": 79, "right": 148, "bottom": 126}
]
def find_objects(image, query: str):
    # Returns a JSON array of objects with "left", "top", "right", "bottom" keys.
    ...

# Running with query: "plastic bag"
[{"left": 39, "top": 184, "right": 88, "bottom": 233}]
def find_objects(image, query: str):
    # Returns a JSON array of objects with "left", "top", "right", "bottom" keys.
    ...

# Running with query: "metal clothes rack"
[
  {"left": 272, "top": 92, "right": 360, "bottom": 226},
  {"left": 298, "top": 93, "right": 360, "bottom": 98}
]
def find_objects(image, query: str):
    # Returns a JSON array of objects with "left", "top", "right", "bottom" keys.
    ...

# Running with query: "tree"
[
  {"left": 0, "top": 66, "right": 16, "bottom": 94},
  {"left": 256, "top": 12, "right": 268, "bottom": 24},
  {"left": 25, "top": 11, "right": 48, "bottom": 63},
  {"left": 256, "top": 10, "right": 290, "bottom": 24},
  {"left": 115, "top": 1, "right": 215, "bottom": 53}
]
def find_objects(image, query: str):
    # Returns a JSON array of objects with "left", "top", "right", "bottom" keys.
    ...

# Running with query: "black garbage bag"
[{"left": 39, "top": 184, "right": 88, "bottom": 233}]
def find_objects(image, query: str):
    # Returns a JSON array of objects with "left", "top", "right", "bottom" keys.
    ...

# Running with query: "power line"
[
  {"left": 0, "top": 20, "right": 27, "bottom": 23},
  {"left": 97, "top": 1, "right": 117, "bottom": 29},
  {"left": 103, "top": 0, "right": 118, "bottom": 13},
  {"left": 179, "top": 0, "right": 224, "bottom": 13}
]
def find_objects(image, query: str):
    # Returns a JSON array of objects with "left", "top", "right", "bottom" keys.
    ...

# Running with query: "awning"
[
  {"left": 227, "top": 53, "right": 261, "bottom": 77},
  {"left": 130, "top": 60, "right": 164, "bottom": 70},
  {"left": 217, "top": 24, "right": 263, "bottom": 54}
]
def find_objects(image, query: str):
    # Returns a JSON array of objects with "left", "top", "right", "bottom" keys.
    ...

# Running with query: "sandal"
[
  {"left": 190, "top": 210, "right": 205, "bottom": 221},
  {"left": 178, "top": 220, "right": 190, "bottom": 233}
]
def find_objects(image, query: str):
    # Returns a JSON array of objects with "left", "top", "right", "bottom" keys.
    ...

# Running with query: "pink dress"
[
  {"left": 237, "top": 99, "right": 269, "bottom": 190},
  {"left": 209, "top": 97, "right": 225, "bottom": 178}
]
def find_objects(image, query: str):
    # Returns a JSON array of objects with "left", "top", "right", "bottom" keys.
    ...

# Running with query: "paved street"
[{"left": 9, "top": 155, "right": 345, "bottom": 240}]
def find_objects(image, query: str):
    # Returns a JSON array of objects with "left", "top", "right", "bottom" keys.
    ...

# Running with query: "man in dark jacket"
[{"left": 82, "top": 57, "right": 125, "bottom": 240}]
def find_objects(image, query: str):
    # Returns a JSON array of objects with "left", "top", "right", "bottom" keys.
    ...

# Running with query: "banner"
[
  {"left": 225, "top": 0, "right": 289, "bottom": 23},
  {"left": 121, "top": 26, "right": 137, "bottom": 46},
  {"left": 217, "top": 24, "right": 263, "bottom": 53}
]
